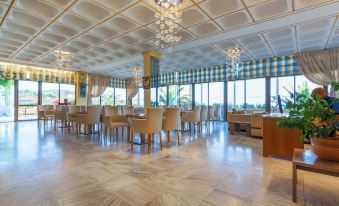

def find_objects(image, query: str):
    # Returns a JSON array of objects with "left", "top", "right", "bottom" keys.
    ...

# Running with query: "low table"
[
  {"left": 228, "top": 121, "right": 251, "bottom": 137},
  {"left": 292, "top": 149, "right": 339, "bottom": 202}
]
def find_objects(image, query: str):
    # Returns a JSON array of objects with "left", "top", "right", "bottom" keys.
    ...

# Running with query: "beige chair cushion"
[{"left": 162, "top": 107, "right": 181, "bottom": 131}]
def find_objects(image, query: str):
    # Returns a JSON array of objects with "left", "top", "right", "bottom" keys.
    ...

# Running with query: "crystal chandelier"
[
  {"left": 134, "top": 67, "right": 143, "bottom": 88},
  {"left": 54, "top": 50, "right": 72, "bottom": 68},
  {"left": 224, "top": 47, "right": 241, "bottom": 76},
  {"left": 154, "top": 0, "right": 183, "bottom": 51}
]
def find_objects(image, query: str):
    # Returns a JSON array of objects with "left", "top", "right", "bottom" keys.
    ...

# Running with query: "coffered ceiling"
[{"left": 0, "top": 0, "right": 338, "bottom": 77}]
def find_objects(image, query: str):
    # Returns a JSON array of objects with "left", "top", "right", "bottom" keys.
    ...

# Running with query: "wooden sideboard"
[{"left": 263, "top": 114, "right": 304, "bottom": 159}]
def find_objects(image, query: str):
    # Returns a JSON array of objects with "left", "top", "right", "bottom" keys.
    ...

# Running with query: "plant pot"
[{"left": 311, "top": 138, "right": 339, "bottom": 161}]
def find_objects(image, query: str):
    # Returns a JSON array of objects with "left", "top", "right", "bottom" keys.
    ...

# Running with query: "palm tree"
[{"left": 158, "top": 86, "right": 190, "bottom": 106}]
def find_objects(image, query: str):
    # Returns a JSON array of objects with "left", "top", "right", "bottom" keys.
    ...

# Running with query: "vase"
[{"left": 311, "top": 138, "right": 339, "bottom": 161}]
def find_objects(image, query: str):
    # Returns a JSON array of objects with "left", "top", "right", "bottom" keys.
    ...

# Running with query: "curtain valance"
[
  {"left": 0, "top": 63, "right": 76, "bottom": 84},
  {"left": 150, "top": 55, "right": 300, "bottom": 87},
  {"left": 109, "top": 77, "right": 127, "bottom": 88}
]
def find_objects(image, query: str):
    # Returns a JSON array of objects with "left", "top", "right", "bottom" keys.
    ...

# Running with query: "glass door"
[
  {"left": 0, "top": 79, "right": 14, "bottom": 122},
  {"left": 18, "top": 80, "right": 39, "bottom": 120}
]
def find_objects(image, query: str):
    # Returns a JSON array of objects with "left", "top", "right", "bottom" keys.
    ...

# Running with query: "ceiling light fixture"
[
  {"left": 224, "top": 47, "right": 242, "bottom": 77},
  {"left": 54, "top": 50, "right": 72, "bottom": 68},
  {"left": 154, "top": 0, "right": 183, "bottom": 52}
]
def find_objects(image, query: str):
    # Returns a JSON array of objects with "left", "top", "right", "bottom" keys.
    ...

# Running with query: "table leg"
[{"left": 293, "top": 163, "right": 297, "bottom": 202}]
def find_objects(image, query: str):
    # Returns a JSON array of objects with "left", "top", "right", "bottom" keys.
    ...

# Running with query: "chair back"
[
  {"left": 123, "top": 106, "right": 134, "bottom": 115},
  {"left": 37, "top": 105, "right": 45, "bottom": 112},
  {"left": 56, "top": 105, "right": 68, "bottom": 112},
  {"left": 80, "top": 106, "right": 87, "bottom": 112},
  {"left": 208, "top": 106, "right": 215, "bottom": 119},
  {"left": 192, "top": 106, "right": 201, "bottom": 122},
  {"left": 145, "top": 107, "right": 163, "bottom": 133},
  {"left": 162, "top": 107, "right": 181, "bottom": 131},
  {"left": 104, "top": 106, "right": 119, "bottom": 116},
  {"left": 200, "top": 106, "right": 208, "bottom": 121},
  {"left": 86, "top": 106, "right": 101, "bottom": 124},
  {"left": 68, "top": 105, "right": 81, "bottom": 114},
  {"left": 214, "top": 104, "right": 221, "bottom": 118}
]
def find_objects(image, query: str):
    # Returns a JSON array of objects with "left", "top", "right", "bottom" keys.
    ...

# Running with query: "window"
[
  {"left": 168, "top": 85, "right": 179, "bottom": 106},
  {"left": 101, "top": 87, "right": 114, "bottom": 106},
  {"left": 195, "top": 83, "right": 208, "bottom": 106},
  {"left": 91, "top": 96, "right": 101, "bottom": 105},
  {"left": 209, "top": 82, "right": 224, "bottom": 120},
  {"left": 158, "top": 86, "right": 167, "bottom": 106},
  {"left": 18, "top": 80, "right": 38, "bottom": 120},
  {"left": 151, "top": 88, "right": 157, "bottom": 107},
  {"left": 271, "top": 76, "right": 294, "bottom": 110},
  {"left": 228, "top": 80, "right": 245, "bottom": 109},
  {"left": 0, "top": 79, "right": 14, "bottom": 122},
  {"left": 115, "top": 88, "right": 126, "bottom": 105},
  {"left": 246, "top": 78, "right": 265, "bottom": 110},
  {"left": 42, "top": 82, "right": 59, "bottom": 105},
  {"left": 132, "top": 88, "right": 144, "bottom": 107},
  {"left": 295, "top": 75, "right": 320, "bottom": 96},
  {"left": 179, "top": 84, "right": 192, "bottom": 110},
  {"left": 60, "top": 84, "right": 75, "bottom": 104}
]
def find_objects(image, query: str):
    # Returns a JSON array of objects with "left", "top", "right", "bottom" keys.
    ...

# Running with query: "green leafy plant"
[{"left": 277, "top": 82, "right": 339, "bottom": 141}]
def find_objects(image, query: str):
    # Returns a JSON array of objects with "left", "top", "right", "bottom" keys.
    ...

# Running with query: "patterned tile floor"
[{"left": 0, "top": 121, "right": 339, "bottom": 206}]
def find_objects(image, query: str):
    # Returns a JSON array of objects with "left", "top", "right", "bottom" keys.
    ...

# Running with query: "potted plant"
[{"left": 277, "top": 82, "right": 339, "bottom": 161}]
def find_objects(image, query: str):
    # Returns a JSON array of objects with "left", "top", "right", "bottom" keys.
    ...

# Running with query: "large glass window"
[
  {"left": 0, "top": 79, "right": 14, "bottom": 122},
  {"left": 228, "top": 80, "right": 245, "bottom": 109},
  {"left": 271, "top": 76, "right": 294, "bottom": 110},
  {"left": 151, "top": 88, "right": 157, "bottom": 107},
  {"left": 42, "top": 82, "right": 59, "bottom": 105},
  {"left": 18, "top": 80, "right": 38, "bottom": 120},
  {"left": 209, "top": 82, "right": 224, "bottom": 120},
  {"left": 132, "top": 88, "right": 144, "bottom": 107},
  {"left": 101, "top": 87, "right": 114, "bottom": 106},
  {"left": 179, "top": 84, "right": 192, "bottom": 110},
  {"left": 158, "top": 86, "right": 167, "bottom": 106},
  {"left": 115, "top": 88, "right": 126, "bottom": 105},
  {"left": 246, "top": 78, "right": 266, "bottom": 110},
  {"left": 168, "top": 85, "right": 179, "bottom": 106},
  {"left": 195, "top": 83, "right": 208, "bottom": 106},
  {"left": 295, "top": 75, "right": 320, "bottom": 96},
  {"left": 91, "top": 96, "right": 101, "bottom": 105},
  {"left": 60, "top": 84, "right": 75, "bottom": 104}
]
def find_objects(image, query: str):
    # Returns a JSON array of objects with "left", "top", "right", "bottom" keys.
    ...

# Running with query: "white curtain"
[
  {"left": 87, "top": 74, "right": 111, "bottom": 106},
  {"left": 296, "top": 48, "right": 339, "bottom": 86},
  {"left": 127, "top": 78, "right": 139, "bottom": 106}
]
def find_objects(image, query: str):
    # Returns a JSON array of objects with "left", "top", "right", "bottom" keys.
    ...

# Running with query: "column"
[
  {"left": 75, "top": 72, "right": 88, "bottom": 106},
  {"left": 143, "top": 50, "right": 161, "bottom": 107}
]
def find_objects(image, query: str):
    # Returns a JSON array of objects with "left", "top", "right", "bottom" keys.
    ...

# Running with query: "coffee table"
[{"left": 292, "top": 149, "right": 339, "bottom": 202}]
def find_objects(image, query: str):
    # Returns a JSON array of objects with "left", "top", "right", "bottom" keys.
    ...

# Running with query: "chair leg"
[
  {"left": 104, "top": 127, "right": 107, "bottom": 139},
  {"left": 127, "top": 127, "right": 130, "bottom": 142},
  {"left": 167, "top": 130, "right": 170, "bottom": 146},
  {"left": 177, "top": 131, "right": 180, "bottom": 146},
  {"left": 97, "top": 124, "right": 100, "bottom": 138},
  {"left": 147, "top": 133, "right": 150, "bottom": 154},
  {"left": 110, "top": 128, "right": 113, "bottom": 143},
  {"left": 131, "top": 132, "right": 134, "bottom": 149},
  {"left": 116, "top": 128, "right": 119, "bottom": 142},
  {"left": 159, "top": 132, "right": 162, "bottom": 150},
  {"left": 122, "top": 127, "right": 124, "bottom": 144}
]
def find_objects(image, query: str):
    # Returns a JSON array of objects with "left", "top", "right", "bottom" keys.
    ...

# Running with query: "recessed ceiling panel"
[
  {"left": 176, "top": 30, "right": 195, "bottom": 42},
  {"left": 94, "top": 0, "right": 138, "bottom": 12},
  {"left": 90, "top": 26, "right": 119, "bottom": 39},
  {"left": 188, "top": 21, "right": 221, "bottom": 37},
  {"left": 249, "top": 0, "right": 291, "bottom": 21},
  {"left": 80, "top": 34, "right": 104, "bottom": 44},
  {"left": 40, "top": 32, "right": 67, "bottom": 43},
  {"left": 44, "top": 0, "right": 73, "bottom": 8},
  {"left": 59, "top": 13, "right": 94, "bottom": 30},
  {"left": 123, "top": 2, "right": 156, "bottom": 25},
  {"left": 237, "top": 34, "right": 264, "bottom": 45},
  {"left": 2, "top": 21, "right": 37, "bottom": 35},
  {"left": 72, "top": 1, "right": 111, "bottom": 22},
  {"left": 129, "top": 28, "right": 156, "bottom": 41},
  {"left": 9, "top": 10, "right": 47, "bottom": 28},
  {"left": 15, "top": 0, "right": 60, "bottom": 19},
  {"left": 105, "top": 15, "right": 138, "bottom": 32},
  {"left": 297, "top": 19, "right": 333, "bottom": 33},
  {"left": 31, "top": 39, "right": 57, "bottom": 48},
  {"left": 0, "top": 43, "right": 18, "bottom": 52},
  {"left": 69, "top": 40, "right": 91, "bottom": 49},
  {"left": 264, "top": 28, "right": 294, "bottom": 41},
  {"left": 114, "top": 35, "right": 139, "bottom": 47},
  {"left": 199, "top": 0, "right": 243, "bottom": 18},
  {"left": 180, "top": 7, "right": 209, "bottom": 27},
  {"left": 105, "top": 41, "right": 124, "bottom": 50},
  {"left": 215, "top": 10, "right": 251, "bottom": 30},
  {"left": 48, "top": 24, "right": 79, "bottom": 37},
  {"left": 0, "top": 37, "right": 23, "bottom": 47},
  {"left": 0, "top": 30, "right": 29, "bottom": 41},
  {"left": 295, "top": 0, "right": 334, "bottom": 10}
]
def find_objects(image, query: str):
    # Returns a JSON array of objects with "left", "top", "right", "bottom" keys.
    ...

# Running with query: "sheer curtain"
[
  {"left": 296, "top": 48, "right": 339, "bottom": 86},
  {"left": 87, "top": 74, "right": 110, "bottom": 106},
  {"left": 127, "top": 78, "right": 139, "bottom": 106}
]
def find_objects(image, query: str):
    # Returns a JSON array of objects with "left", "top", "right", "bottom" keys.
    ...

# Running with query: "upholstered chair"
[
  {"left": 131, "top": 107, "right": 163, "bottom": 154},
  {"left": 67, "top": 105, "right": 81, "bottom": 133},
  {"left": 103, "top": 105, "right": 129, "bottom": 144},
  {"left": 181, "top": 106, "right": 201, "bottom": 133},
  {"left": 76, "top": 106, "right": 101, "bottom": 136},
  {"left": 214, "top": 104, "right": 222, "bottom": 121},
  {"left": 207, "top": 106, "right": 215, "bottom": 126},
  {"left": 37, "top": 105, "right": 54, "bottom": 125},
  {"left": 123, "top": 106, "right": 134, "bottom": 115},
  {"left": 162, "top": 107, "right": 181, "bottom": 146},
  {"left": 54, "top": 106, "right": 68, "bottom": 133},
  {"left": 104, "top": 106, "right": 119, "bottom": 117},
  {"left": 200, "top": 106, "right": 208, "bottom": 131}
]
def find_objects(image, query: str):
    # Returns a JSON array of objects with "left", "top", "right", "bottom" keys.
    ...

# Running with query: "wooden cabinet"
[{"left": 263, "top": 115, "right": 304, "bottom": 159}]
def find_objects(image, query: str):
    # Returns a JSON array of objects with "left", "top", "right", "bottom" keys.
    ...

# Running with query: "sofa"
[{"left": 227, "top": 109, "right": 265, "bottom": 138}]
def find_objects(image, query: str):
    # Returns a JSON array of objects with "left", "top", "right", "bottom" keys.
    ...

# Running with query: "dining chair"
[
  {"left": 54, "top": 106, "right": 68, "bottom": 133},
  {"left": 200, "top": 106, "right": 208, "bottom": 131},
  {"left": 162, "top": 107, "right": 181, "bottom": 146},
  {"left": 208, "top": 105, "right": 215, "bottom": 127},
  {"left": 76, "top": 106, "right": 101, "bottom": 136},
  {"left": 214, "top": 104, "right": 222, "bottom": 121},
  {"left": 67, "top": 105, "right": 81, "bottom": 134},
  {"left": 130, "top": 107, "right": 163, "bottom": 154},
  {"left": 181, "top": 106, "right": 201, "bottom": 133}
]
